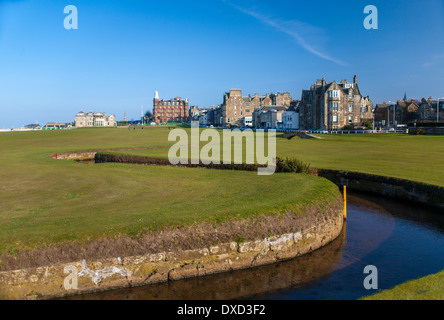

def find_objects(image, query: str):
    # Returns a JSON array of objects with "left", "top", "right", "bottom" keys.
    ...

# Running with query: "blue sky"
[{"left": 0, "top": 0, "right": 443, "bottom": 128}]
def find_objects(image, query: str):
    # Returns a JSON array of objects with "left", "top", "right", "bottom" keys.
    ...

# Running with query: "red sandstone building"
[{"left": 153, "top": 91, "right": 189, "bottom": 124}]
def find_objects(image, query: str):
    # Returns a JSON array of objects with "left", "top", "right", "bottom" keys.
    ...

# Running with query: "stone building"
[
  {"left": 418, "top": 97, "right": 444, "bottom": 122},
  {"left": 153, "top": 91, "right": 189, "bottom": 124},
  {"left": 299, "top": 75, "right": 373, "bottom": 130},
  {"left": 395, "top": 98, "right": 420, "bottom": 125},
  {"left": 271, "top": 92, "right": 292, "bottom": 107},
  {"left": 375, "top": 96, "right": 440, "bottom": 127},
  {"left": 75, "top": 111, "right": 116, "bottom": 127},
  {"left": 189, "top": 105, "right": 201, "bottom": 121},
  {"left": 215, "top": 89, "right": 292, "bottom": 127},
  {"left": 374, "top": 103, "right": 393, "bottom": 128},
  {"left": 191, "top": 106, "right": 216, "bottom": 124}
]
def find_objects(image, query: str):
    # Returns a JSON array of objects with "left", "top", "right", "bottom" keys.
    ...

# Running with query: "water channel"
[{"left": 62, "top": 191, "right": 444, "bottom": 300}]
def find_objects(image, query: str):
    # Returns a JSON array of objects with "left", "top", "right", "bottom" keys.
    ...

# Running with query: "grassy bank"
[
  {"left": 362, "top": 270, "right": 444, "bottom": 300},
  {"left": 0, "top": 127, "right": 338, "bottom": 255}
]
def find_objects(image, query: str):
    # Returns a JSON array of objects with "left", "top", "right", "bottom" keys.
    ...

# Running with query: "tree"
[
  {"left": 362, "top": 120, "right": 372, "bottom": 129},
  {"left": 144, "top": 111, "right": 153, "bottom": 123}
]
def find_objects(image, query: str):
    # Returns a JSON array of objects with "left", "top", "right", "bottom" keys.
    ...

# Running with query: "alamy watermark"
[
  {"left": 168, "top": 122, "right": 277, "bottom": 175},
  {"left": 62, "top": 5, "right": 377, "bottom": 31},
  {"left": 363, "top": 265, "right": 378, "bottom": 290},
  {"left": 364, "top": 5, "right": 378, "bottom": 30},
  {"left": 64, "top": 265, "right": 78, "bottom": 290},
  {"left": 64, "top": 5, "right": 78, "bottom": 30}
]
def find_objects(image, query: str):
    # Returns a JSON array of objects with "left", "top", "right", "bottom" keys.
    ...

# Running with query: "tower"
[
  {"left": 141, "top": 105, "right": 144, "bottom": 125},
  {"left": 124, "top": 112, "right": 127, "bottom": 122}
]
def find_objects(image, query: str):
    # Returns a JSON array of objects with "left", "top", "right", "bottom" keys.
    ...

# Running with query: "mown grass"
[
  {"left": 120, "top": 130, "right": 444, "bottom": 187},
  {"left": 2, "top": 127, "right": 444, "bottom": 300},
  {"left": 361, "top": 270, "right": 444, "bottom": 300},
  {"left": 0, "top": 127, "right": 338, "bottom": 254},
  {"left": 277, "top": 133, "right": 444, "bottom": 187}
]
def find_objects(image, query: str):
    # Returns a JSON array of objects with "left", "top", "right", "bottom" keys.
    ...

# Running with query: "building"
[
  {"left": 215, "top": 89, "right": 292, "bottom": 127},
  {"left": 299, "top": 75, "right": 373, "bottom": 130},
  {"left": 153, "top": 91, "right": 189, "bottom": 124},
  {"left": 189, "top": 105, "right": 201, "bottom": 121},
  {"left": 375, "top": 96, "right": 435, "bottom": 128},
  {"left": 191, "top": 106, "right": 217, "bottom": 125},
  {"left": 271, "top": 92, "right": 292, "bottom": 107},
  {"left": 198, "top": 111, "right": 209, "bottom": 126},
  {"left": 24, "top": 123, "right": 42, "bottom": 130},
  {"left": 244, "top": 116, "right": 253, "bottom": 127},
  {"left": 282, "top": 105, "right": 300, "bottom": 130},
  {"left": 75, "top": 111, "right": 116, "bottom": 127},
  {"left": 395, "top": 97, "right": 420, "bottom": 125},
  {"left": 374, "top": 103, "right": 393, "bottom": 128},
  {"left": 252, "top": 105, "right": 287, "bottom": 129},
  {"left": 418, "top": 97, "right": 444, "bottom": 122},
  {"left": 45, "top": 122, "right": 73, "bottom": 129}
]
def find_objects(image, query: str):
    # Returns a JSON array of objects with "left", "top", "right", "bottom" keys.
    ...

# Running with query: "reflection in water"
[
  {"left": 62, "top": 192, "right": 444, "bottom": 300},
  {"left": 64, "top": 227, "right": 346, "bottom": 300}
]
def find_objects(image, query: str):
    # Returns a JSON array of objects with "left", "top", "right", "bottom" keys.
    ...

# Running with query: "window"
[
  {"left": 348, "top": 104, "right": 353, "bottom": 113},
  {"left": 330, "top": 102, "right": 339, "bottom": 111},
  {"left": 331, "top": 115, "right": 338, "bottom": 123},
  {"left": 329, "top": 90, "right": 340, "bottom": 98}
]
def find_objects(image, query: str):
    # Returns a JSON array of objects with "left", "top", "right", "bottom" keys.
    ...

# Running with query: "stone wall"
[
  {"left": 54, "top": 152, "right": 97, "bottom": 161},
  {"left": 316, "top": 169, "right": 444, "bottom": 211},
  {"left": 0, "top": 211, "right": 343, "bottom": 300}
]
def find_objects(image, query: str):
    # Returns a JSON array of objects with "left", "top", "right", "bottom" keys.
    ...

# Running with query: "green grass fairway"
[
  {"left": 277, "top": 134, "right": 444, "bottom": 187},
  {"left": 1, "top": 127, "right": 444, "bottom": 299},
  {"left": 0, "top": 128, "right": 338, "bottom": 254},
  {"left": 118, "top": 129, "right": 444, "bottom": 187}
]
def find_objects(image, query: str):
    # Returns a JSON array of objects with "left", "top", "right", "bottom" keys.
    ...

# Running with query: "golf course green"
[{"left": 1, "top": 126, "right": 443, "bottom": 299}]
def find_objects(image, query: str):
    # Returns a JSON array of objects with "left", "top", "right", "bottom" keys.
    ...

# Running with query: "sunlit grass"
[
  {"left": 362, "top": 270, "right": 444, "bottom": 300},
  {"left": 0, "top": 127, "right": 338, "bottom": 253}
]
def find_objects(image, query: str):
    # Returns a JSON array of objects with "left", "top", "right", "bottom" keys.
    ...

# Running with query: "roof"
[
  {"left": 287, "top": 105, "right": 298, "bottom": 112},
  {"left": 255, "top": 105, "right": 287, "bottom": 113}
]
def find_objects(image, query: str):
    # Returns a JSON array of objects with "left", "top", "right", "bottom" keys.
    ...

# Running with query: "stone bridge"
[{"left": 282, "top": 131, "right": 323, "bottom": 140}]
